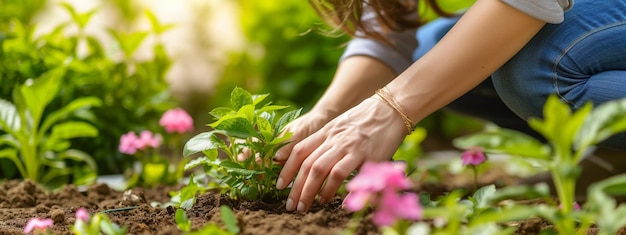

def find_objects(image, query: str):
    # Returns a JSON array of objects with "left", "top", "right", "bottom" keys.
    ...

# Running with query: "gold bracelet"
[{"left": 374, "top": 87, "right": 415, "bottom": 135}]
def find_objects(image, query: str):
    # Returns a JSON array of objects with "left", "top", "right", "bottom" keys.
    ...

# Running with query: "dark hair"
[{"left": 309, "top": 0, "right": 453, "bottom": 45}]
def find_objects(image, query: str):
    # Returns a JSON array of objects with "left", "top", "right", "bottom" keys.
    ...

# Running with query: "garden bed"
[{"left": 0, "top": 161, "right": 601, "bottom": 235}]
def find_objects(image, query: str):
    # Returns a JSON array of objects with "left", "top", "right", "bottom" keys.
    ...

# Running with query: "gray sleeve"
[
  {"left": 501, "top": 0, "right": 573, "bottom": 24},
  {"left": 339, "top": 8, "right": 418, "bottom": 75}
]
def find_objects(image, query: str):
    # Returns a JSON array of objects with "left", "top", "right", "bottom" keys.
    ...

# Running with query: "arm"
[
  {"left": 388, "top": 0, "right": 546, "bottom": 124},
  {"left": 280, "top": 0, "right": 547, "bottom": 212}
]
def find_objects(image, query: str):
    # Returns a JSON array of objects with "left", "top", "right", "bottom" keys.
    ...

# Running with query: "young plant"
[
  {"left": 454, "top": 95, "right": 626, "bottom": 234},
  {"left": 0, "top": 68, "right": 101, "bottom": 188},
  {"left": 176, "top": 205, "right": 240, "bottom": 235},
  {"left": 72, "top": 208, "right": 127, "bottom": 235},
  {"left": 460, "top": 147, "right": 487, "bottom": 191},
  {"left": 183, "top": 87, "right": 301, "bottom": 200},
  {"left": 119, "top": 108, "right": 194, "bottom": 188}
]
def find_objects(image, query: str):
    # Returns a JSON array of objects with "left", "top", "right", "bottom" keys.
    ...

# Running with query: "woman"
[{"left": 273, "top": 0, "right": 626, "bottom": 212}]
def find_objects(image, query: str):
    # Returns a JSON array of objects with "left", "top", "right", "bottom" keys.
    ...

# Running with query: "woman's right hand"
[{"left": 272, "top": 110, "right": 336, "bottom": 165}]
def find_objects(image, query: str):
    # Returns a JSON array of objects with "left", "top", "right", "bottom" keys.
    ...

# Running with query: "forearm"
[
  {"left": 387, "top": 0, "right": 546, "bottom": 124},
  {"left": 311, "top": 55, "right": 396, "bottom": 119}
]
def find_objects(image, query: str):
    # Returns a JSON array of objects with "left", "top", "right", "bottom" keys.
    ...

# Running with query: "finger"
[
  {"left": 318, "top": 154, "right": 361, "bottom": 204},
  {"left": 296, "top": 147, "right": 345, "bottom": 211},
  {"left": 274, "top": 126, "right": 302, "bottom": 162},
  {"left": 237, "top": 147, "right": 251, "bottom": 162},
  {"left": 276, "top": 129, "right": 325, "bottom": 190},
  {"left": 279, "top": 133, "right": 327, "bottom": 211}
]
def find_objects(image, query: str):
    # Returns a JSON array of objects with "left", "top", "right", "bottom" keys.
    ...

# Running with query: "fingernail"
[
  {"left": 276, "top": 177, "right": 284, "bottom": 189},
  {"left": 286, "top": 198, "right": 295, "bottom": 211},
  {"left": 297, "top": 201, "right": 305, "bottom": 212},
  {"left": 273, "top": 153, "right": 283, "bottom": 161},
  {"left": 318, "top": 196, "right": 327, "bottom": 204}
]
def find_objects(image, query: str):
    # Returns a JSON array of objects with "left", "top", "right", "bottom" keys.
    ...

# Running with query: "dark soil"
[
  {"left": 0, "top": 160, "right": 624, "bottom": 234},
  {"left": 0, "top": 170, "right": 535, "bottom": 235}
]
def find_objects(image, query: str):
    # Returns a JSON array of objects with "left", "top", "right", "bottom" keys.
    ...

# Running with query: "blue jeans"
[{"left": 414, "top": 0, "right": 626, "bottom": 149}]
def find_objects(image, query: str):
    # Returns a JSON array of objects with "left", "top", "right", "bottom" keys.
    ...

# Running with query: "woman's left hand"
[{"left": 276, "top": 97, "right": 409, "bottom": 212}]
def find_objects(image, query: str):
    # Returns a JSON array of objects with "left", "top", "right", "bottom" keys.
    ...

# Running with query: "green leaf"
[
  {"left": 60, "top": 2, "right": 97, "bottom": 29},
  {"left": 145, "top": 9, "right": 176, "bottom": 35},
  {"left": 39, "top": 96, "right": 101, "bottom": 135},
  {"left": 175, "top": 209, "right": 191, "bottom": 232},
  {"left": 219, "top": 160, "right": 264, "bottom": 176},
  {"left": 470, "top": 205, "right": 539, "bottom": 226},
  {"left": 231, "top": 86, "right": 253, "bottom": 110},
  {"left": 108, "top": 30, "right": 148, "bottom": 58},
  {"left": 220, "top": 205, "right": 240, "bottom": 234},
  {"left": 252, "top": 94, "right": 269, "bottom": 106},
  {"left": 177, "top": 175, "right": 204, "bottom": 210},
  {"left": 472, "top": 184, "right": 496, "bottom": 209},
  {"left": 238, "top": 104, "right": 256, "bottom": 123},
  {"left": 19, "top": 68, "right": 65, "bottom": 127},
  {"left": 256, "top": 104, "right": 289, "bottom": 113},
  {"left": 453, "top": 127, "right": 550, "bottom": 160},
  {"left": 275, "top": 108, "right": 302, "bottom": 134},
  {"left": 48, "top": 121, "right": 99, "bottom": 140},
  {"left": 0, "top": 99, "right": 20, "bottom": 133},
  {"left": 576, "top": 98, "right": 626, "bottom": 149},
  {"left": 213, "top": 117, "right": 257, "bottom": 139},
  {"left": 209, "top": 107, "right": 234, "bottom": 119},
  {"left": 256, "top": 117, "right": 273, "bottom": 141},
  {"left": 183, "top": 131, "right": 225, "bottom": 157}
]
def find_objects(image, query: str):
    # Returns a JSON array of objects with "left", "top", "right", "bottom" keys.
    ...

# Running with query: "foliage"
[
  {"left": 0, "top": 2, "right": 176, "bottom": 176},
  {"left": 182, "top": 87, "right": 301, "bottom": 201},
  {"left": 455, "top": 95, "right": 626, "bottom": 233},
  {"left": 0, "top": 68, "right": 100, "bottom": 189},
  {"left": 72, "top": 208, "right": 127, "bottom": 235},
  {"left": 212, "top": 0, "right": 349, "bottom": 111},
  {"left": 119, "top": 108, "right": 194, "bottom": 188}
]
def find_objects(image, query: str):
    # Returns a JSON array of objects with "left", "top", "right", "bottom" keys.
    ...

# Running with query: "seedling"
[{"left": 183, "top": 87, "right": 301, "bottom": 200}]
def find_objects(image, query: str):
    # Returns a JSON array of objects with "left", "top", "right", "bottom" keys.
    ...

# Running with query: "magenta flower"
[
  {"left": 461, "top": 147, "right": 486, "bottom": 166},
  {"left": 159, "top": 108, "right": 194, "bottom": 134},
  {"left": 344, "top": 161, "right": 412, "bottom": 211},
  {"left": 136, "top": 130, "right": 162, "bottom": 150},
  {"left": 343, "top": 161, "right": 422, "bottom": 227},
  {"left": 76, "top": 208, "right": 89, "bottom": 221},
  {"left": 372, "top": 191, "right": 422, "bottom": 226},
  {"left": 24, "top": 218, "right": 53, "bottom": 234},
  {"left": 119, "top": 131, "right": 139, "bottom": 155}
]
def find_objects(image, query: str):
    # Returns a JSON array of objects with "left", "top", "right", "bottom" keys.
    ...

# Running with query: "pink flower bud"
[
  {"left": 24, "top": 218, "right": 53, "bottom": 234},
  {"left": 76, "top": 208, "right": 89, "bottom": 221},
  {"left": 159, "top": 108, "right": 194, "bottom": 134}
]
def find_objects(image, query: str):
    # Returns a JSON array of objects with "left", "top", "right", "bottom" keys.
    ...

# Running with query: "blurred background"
[{"left": 0, "top": 0, "right": 481, "bottom": 178}]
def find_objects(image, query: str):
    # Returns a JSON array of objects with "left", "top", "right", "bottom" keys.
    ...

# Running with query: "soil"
[{"left": 0, "top": 167, "right": 593, "bottom": 235}]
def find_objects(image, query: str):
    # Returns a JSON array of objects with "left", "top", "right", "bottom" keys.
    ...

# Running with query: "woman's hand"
[{"left": 276, "top": 97, "right": 408, "bottom": 212}]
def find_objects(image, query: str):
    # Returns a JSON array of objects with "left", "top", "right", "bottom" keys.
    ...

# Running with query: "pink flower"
[
  {"left": 76, "top": 208, "right": 89, "bottom": 221},
  {"left": 159, "top": 108, "right": 194, "bottom": 134},
  {"left": 461, "top": 147, "right": 486, "bottom": 166},
  {"left": 119, "top": 131, "right": 139, "bottom": 155},
  {"left": 372, "top": 191, "right": 422, "bottom": 226},
  {"left": 344, "top": 161, "right": 412, "bottom": 212},
  {"left": 24, "top": 218, "right": 53, "bottom": 234},
  {"left": 136, "top": 130, "right": 162, "bottom": 150},
  {"left": 119, "top": 131, "right": 162, "bottom": 154}
]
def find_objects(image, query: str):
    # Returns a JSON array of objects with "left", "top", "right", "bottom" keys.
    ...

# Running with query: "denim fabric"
[{"left": 414, "top": 0, "right": 626, "bottom": 149}]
